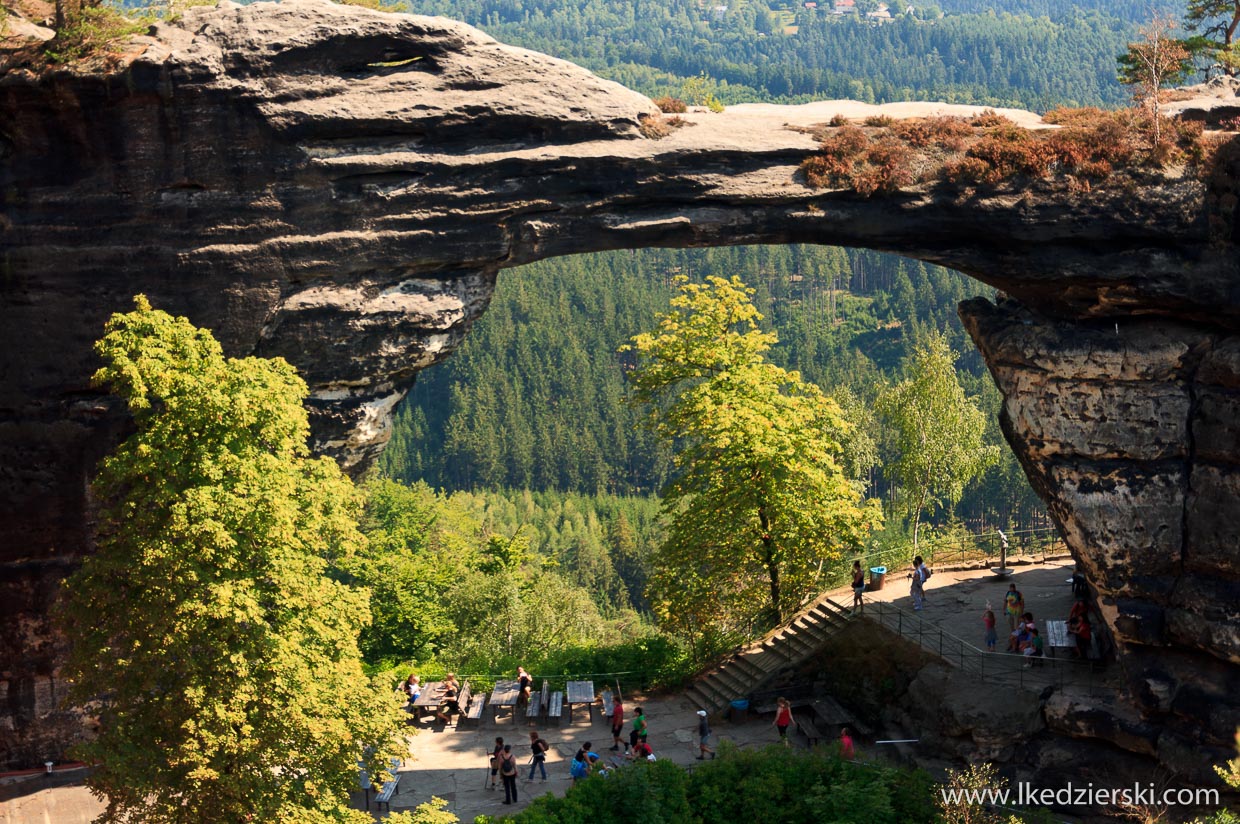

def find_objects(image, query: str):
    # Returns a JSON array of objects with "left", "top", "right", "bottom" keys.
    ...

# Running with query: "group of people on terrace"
[{"left": 982, "top": 581, "right": 1093, "bottom": 660}]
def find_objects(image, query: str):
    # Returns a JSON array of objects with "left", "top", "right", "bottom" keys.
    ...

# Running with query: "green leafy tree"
[
  {"left": 386, "top": 797, "right": 459, "bottom": 824},
  {"left": 877, "top": 332, "right": 999, "bottom": 549},
  {"left": 625, "top": 276, "right": 882, "bottom": 639},
  {"left": 61, "top": 296, "right": 403, "bottom": 824},
  {"left": 348, "top": 479, "right": 459, "bottom": 667}
]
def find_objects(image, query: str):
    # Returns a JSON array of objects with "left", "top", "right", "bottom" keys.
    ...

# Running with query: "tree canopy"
[
  {"left": 625, "top": 276, "right": 882, "bottom": 642},
  {"left": 61, "top": 296, "right": 403, "bottom": 824}
]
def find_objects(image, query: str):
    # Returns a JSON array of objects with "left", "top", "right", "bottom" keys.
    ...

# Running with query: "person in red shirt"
[
  {"left": 773, "top": 697, "right": 795, "bottom": 745},
  {"left": 1072, "top": 614, "right": 1092, "bottom": 658},
  {"left": 839, "top": 726, "right": 855, "bottom": 761},
  {"left": 609, "top": 696, "right": 625, "bottom": 752}
]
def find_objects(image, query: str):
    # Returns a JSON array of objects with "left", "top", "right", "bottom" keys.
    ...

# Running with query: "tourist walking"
[
  {"left": 851, "top": 560, "right": 865, "bottom": 614},
  {"left": 696, "top": 710, "right": 715, "bottom": 759},
  {"left": 488, "top": 737, "right": 504, "bottom": 789},
  {"left": 630, "top": 706, "right": 648, "bottom": 748},
  {"left": 527, "top": 731, "right": 549, "bottom": 782},
  {"left": 773, "top": 697, "right": 795, "bottom": 745},
  {"left": 500, "top": 744, "right": 519, "bottom": 804},
  {"left": 839, "top": 726, "right": 855, "bottom": 760},
  {"left": 609, "top": 695, "right": 625, "bottom": 752},
  {"left": 982, "top": 605, "right": 997, "bottom": 651}
]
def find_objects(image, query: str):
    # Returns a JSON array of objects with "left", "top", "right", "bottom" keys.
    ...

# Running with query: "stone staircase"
[{"left": 685, "top": 596, "right": 855, "bottom": 713}]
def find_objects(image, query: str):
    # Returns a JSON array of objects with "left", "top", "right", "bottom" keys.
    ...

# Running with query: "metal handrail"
[
  {"left": 809, "top": 527, "right": 1067, "bottom": 598},
  {"left": 862, "top": 600, "right": 1115, "bottom": 696}
]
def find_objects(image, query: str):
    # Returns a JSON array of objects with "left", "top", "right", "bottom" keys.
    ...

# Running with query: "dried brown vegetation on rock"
[
  {"left": 802, "top": 106, "right": 1225, "bottom": 196},
  {"left": 639, "top": 113, "right": 687, "bottom": 139},
  {"left": 654, "top": 96, "right": 688, "bottom": 114}
]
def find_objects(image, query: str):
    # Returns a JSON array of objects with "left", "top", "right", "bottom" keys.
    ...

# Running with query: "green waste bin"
[{"left": 868, "top": 566, "right": 887, "bottom": 591}]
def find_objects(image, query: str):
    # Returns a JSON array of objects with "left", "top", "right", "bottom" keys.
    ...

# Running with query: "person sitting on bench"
[
  {"left": 517, "top": 666, "right": 532, "bottom": 707},
  {"left": 1022, "top": 627, "right": 1044, "bottom": 666},
  {"left": 434, "top": 683, "right": 459, "bottom": 723}
]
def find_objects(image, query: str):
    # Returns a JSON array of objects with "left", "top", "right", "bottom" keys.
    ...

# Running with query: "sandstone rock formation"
[{"left": 1, "top": 0, "right": 1238, "bottom": 778}]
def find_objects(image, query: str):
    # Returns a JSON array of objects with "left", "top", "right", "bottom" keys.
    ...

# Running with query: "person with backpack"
[
  {"left": 910, "top": 555, "right": 931, "bottom": 610},
  {"left": 527, "top": 730, "right": 549, "bottom": 782},
  {"left": 499, "top": 744, "right": 519, "bottom": 804}
]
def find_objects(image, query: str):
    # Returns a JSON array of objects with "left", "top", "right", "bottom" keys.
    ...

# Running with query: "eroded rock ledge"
[{"left": 1, "top": 0, "right": 1238, "bottom": 777}]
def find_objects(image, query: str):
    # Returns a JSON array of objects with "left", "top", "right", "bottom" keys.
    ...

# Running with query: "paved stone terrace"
[{"left": 0, "top": 558, "right": 1096, "bottom": 823}]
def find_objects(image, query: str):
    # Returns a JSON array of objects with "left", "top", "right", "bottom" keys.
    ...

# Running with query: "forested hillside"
[
  {"left": 405, "top": 0, "right": 1176, "bottom": 109},
  {"left": 382, "top": 247, "right": 1045, "bottom": 532}
]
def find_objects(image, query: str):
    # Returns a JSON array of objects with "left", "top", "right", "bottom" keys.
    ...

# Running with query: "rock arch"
[{"left": 1, "top": 0, "right": 1237, "bottom": 778}]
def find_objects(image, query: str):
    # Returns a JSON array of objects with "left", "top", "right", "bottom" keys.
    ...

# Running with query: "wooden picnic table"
[
  {"left": 1045, "top": 619, "right": 1072, "bottom": 657},
  {"left": 565, "top": 680, "right": 595, "bottom": 723},
  {"left": 490, "top": 679, "right": 520, "bottom": 723},
  {"left": 410, "top": 681, "right": 447, "bottom": 709}
]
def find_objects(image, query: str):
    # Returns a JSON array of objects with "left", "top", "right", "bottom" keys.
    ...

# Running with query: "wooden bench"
[
  {"left": 460, "top": 684, "right": 487, "bottom": 728},
  {"left": 795, "top": 710, "right": 823, "bottom": 748},
  {"left": 375, "top": 758, "right": 402, "bottom": 813},
  {"left": 546, "top": 691, "right": 564, "bottom": 725},
  {"left": 526, "top": 679, "right": 545, "bottom": 724}
]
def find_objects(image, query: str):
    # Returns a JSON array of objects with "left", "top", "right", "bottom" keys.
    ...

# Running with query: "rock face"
[
  {"left": 961, "top": 299, "right": 1240, "bottom": 782},
  {"left": 1, "top": 0, "right": 1239, "bottom": 775}
]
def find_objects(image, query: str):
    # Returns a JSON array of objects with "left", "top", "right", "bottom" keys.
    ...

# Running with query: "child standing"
[{"left": 982, "top": 605, "right": 997, "bottom": 652}]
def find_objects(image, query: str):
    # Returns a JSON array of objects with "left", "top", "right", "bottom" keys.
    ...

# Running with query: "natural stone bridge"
[{"left": 2, "top": 0, "right": 1238, "bottom": 780}]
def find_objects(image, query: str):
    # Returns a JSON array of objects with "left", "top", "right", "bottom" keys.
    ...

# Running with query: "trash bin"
[
  {"left": 868, "top": 566, "right": 887, "bottom": 592},
  {"left": 729, "top": 698, "right": 749, "bottom": 724}
]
